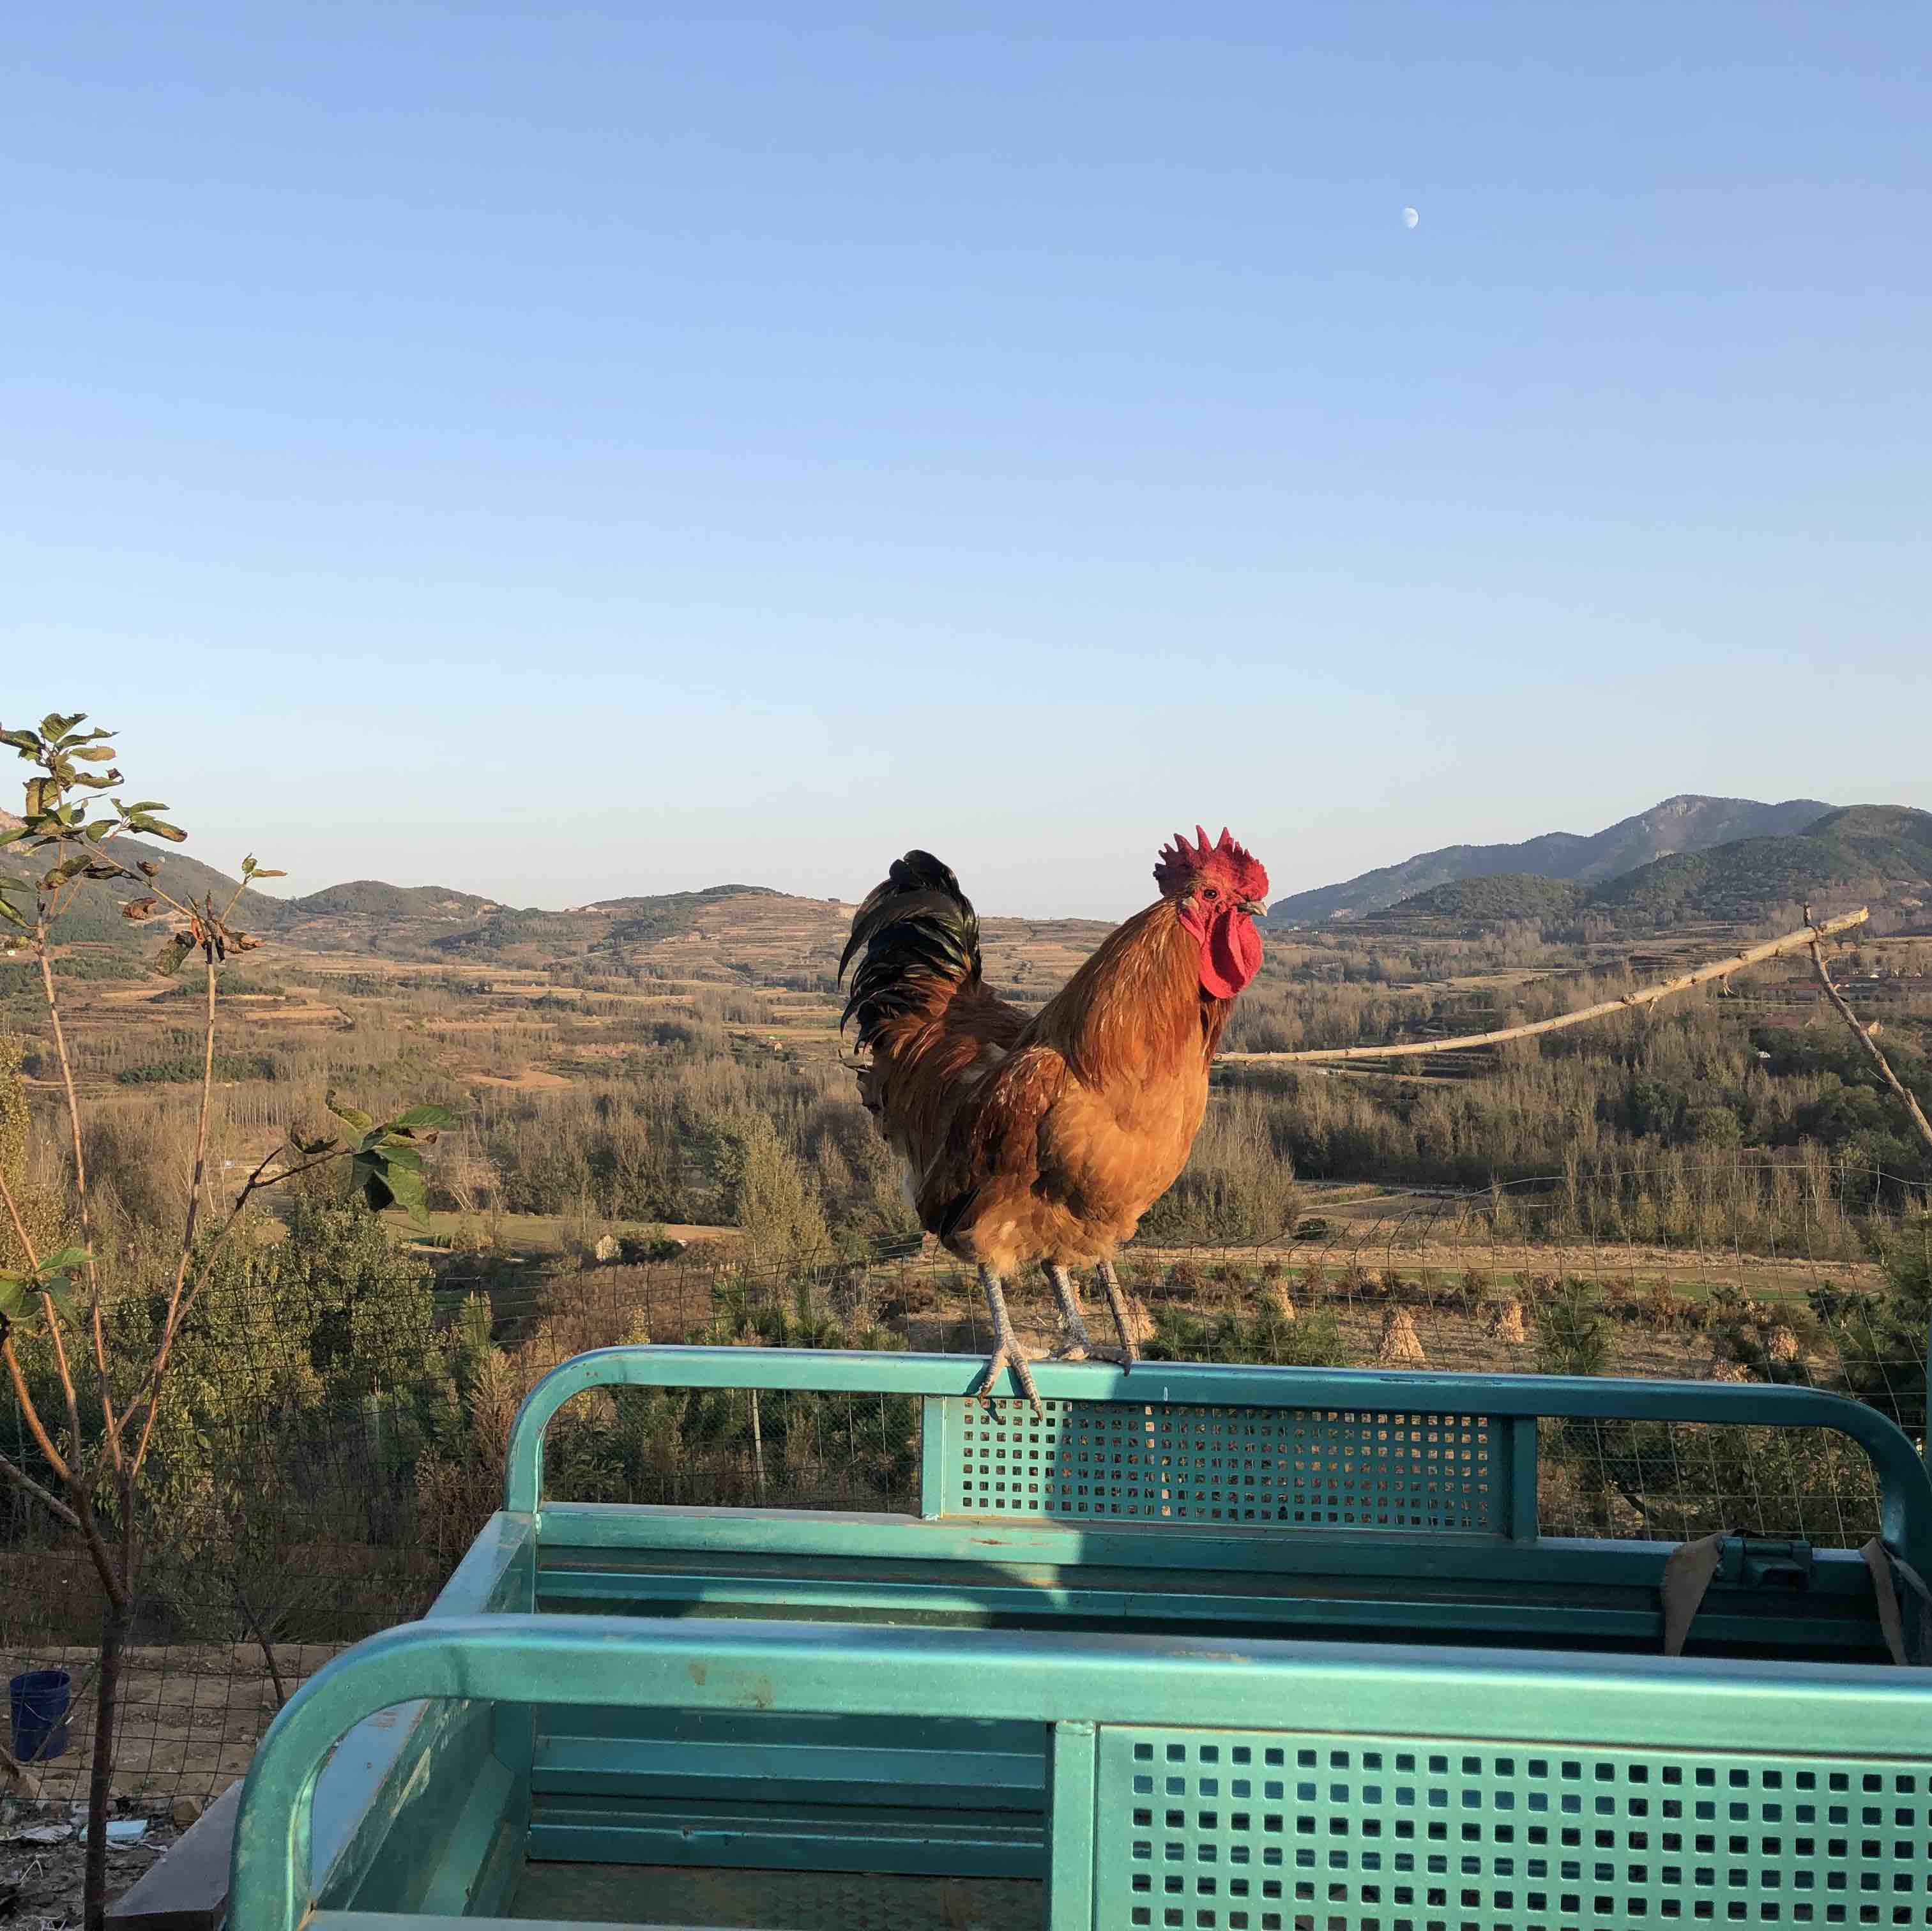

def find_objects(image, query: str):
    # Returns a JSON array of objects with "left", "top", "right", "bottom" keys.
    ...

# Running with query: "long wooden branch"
[
  {"left": 1807, "top": 920, "right": 1932, "bottom": 1159},
  {"left": 0, "top": 1442, "right": 82, "bottom": 1530},
  {"left": 1, "top": 1734, "right": 41, "bottom": 1796},
  {"left": 1224, "top": 907, "right": 1872, "bottom": 1064}
]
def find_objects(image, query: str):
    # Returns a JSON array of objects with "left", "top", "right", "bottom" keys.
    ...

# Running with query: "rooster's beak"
[{"left": 1241, "top": 899, "right": 1269, "bottom": 918}]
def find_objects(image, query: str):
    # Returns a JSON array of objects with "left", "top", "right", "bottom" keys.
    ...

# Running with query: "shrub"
[{"left": 1535, "top": 1279, "right": 1610, "bottom": 1378}]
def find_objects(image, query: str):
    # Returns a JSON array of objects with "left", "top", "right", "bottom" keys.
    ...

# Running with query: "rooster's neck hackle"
[{"left": 1036, "top": 898, "right": 1217, "bottom": 1084}]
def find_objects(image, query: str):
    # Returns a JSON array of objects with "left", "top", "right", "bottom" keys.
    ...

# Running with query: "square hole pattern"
[
  {"left": 951, "top": 1400, "right": 1502, "bottom": 1532},
  {"left": 1095, "top": 1727, "right": 1932, "bottom": 1931}
]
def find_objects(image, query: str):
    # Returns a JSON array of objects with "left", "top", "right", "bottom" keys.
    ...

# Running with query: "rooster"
[{"left": 839, "top": 828, "right": 1270, "bottom": 1407}]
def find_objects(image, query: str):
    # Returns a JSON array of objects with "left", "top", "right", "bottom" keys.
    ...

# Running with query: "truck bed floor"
[{"left": 507, "top": 1861, "right": 1043, "bottom": 1930}]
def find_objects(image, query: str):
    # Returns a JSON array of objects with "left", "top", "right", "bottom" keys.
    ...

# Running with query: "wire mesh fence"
[{"left": 3, "top": 1150, "right": 1929, "bottom": 1806}]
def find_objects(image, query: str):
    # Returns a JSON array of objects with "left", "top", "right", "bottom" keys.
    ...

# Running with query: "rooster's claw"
[
  {"left": 975, "top": 1342, "right": 1044, "bottom": 1418},
  {"left": 1051, "top": 1340, "right": 1134, "bottom": 1368}
]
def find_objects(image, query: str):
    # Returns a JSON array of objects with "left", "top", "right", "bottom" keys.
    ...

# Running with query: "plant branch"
[
  {"left": 1, "top": 1735, "right": 42, "bottom": 1794},
  {"left": 1807, "top": 917, "right": 1932, "bottom": 1160},
  {"left": 1223, "top": 907, "right": 1873, "bottom": 1064},
  {"left": 0, "top": 1153, "right": 89, "bottom": 1488},
  {"left": 0, "top": 1329, "right": 123, "bottom": 1609},
  {"left": 0, "top": 1441, "right": 82, "bottom": 1530},
  {"left": 120, "top": 1143, "right": 344, "bottom": 1482},
  {"left": 34, "top": 929, "right": 122, "bottom": 1473}
]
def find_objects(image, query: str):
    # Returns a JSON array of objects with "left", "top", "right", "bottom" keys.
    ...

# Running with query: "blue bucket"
[{"left": 8, "top": 1669, "right": 72, "bottom": 1763}]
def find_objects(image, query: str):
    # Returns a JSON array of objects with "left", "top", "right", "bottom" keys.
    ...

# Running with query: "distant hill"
[
  {"left": 1379, "top": 804, "right": 1932, "bottom": 932},
  {"left": 1272, "top": 794, "right": 1837, "bottom": 923},
  {"left": 1588, "top": 805, "right": 1932, "bottom": 928},
  {"left": 1, "top": 819, "right": 509, "bottom": 957},
  {"left": 592, "top": 885, "right": 782, "bottom": 948},
  {"left": 1386, "top": 874, "right": 1590, "bottom": 923},
  {"left": 0, "top": 822, "right": 279, "bottom": 947},
  {"left": 281, "top": 880, "right": 505, "bottom": 920}
]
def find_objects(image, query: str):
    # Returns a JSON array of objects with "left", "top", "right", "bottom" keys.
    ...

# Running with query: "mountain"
[
  {"left": 1380, "top": 805, "right": 1932, "bottom": 931},
  {"left": 279, "top": 880, "right": 504, "bottom": 920},
  {"left": 1270, "top": 794, "right": 1837, "bottom": 923},
  {"left": 1, "top": 819, "right": 505, "bottom": 955},
  {"left": 0, "top": 822, "right": 281, "bottom": 946},
  {"left": 1587, "top": 805, "right": 1932, "bottom": 928},
  {"left": 1384, "top": 874, "right": 1591, "bottom": 923}
]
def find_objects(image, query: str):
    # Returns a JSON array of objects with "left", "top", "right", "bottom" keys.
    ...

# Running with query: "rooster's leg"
[
  {"left": 1044, "top": 1261, "right": 1134, "bottom": 1366},
  {"left": 975, "top": 1264, "right": 1042, "bottom": 1416},
  {"left": 1095, "top": 1260, "right": 1141, "bottom": 1366},
  {"left": 1042, "top": 1262, "right": 1097, "bottom": 1359}
]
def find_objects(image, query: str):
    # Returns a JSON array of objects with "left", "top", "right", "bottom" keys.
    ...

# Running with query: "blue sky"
[{"left": 4, "top": 3, "right": 1926, "bottom": 916}]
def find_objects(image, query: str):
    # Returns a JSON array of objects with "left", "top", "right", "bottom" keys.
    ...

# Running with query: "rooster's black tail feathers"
[{"left": 839, "top": 851, "right": 982, "bottom": 1050}]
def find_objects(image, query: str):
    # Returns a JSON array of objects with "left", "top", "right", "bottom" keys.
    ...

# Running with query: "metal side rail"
[{"left": 234, "top": 1610, "right": 1932, "bottom": 1931}]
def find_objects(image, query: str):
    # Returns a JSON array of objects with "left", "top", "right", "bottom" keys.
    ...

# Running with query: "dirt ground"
[
  {"left": 0, "top": 1644, "right": 345, "bottom": 1807},
  {"left": 0, "top": 1801, "right": 186, "bottom": 1931},
  {"left": 1, "top": 1643, "right": 352, "bottom": 1925}
]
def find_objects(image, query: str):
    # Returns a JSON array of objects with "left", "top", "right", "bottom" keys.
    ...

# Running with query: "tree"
[
  {"left": 0, "top": 713, "right": 452, "bottom": 1930},
  {"left": 717, "top": 1108, "right": 831, "bottom": 1279},
  {"left": 146, "top": 1206, "right": 450, "bottom": 1702}
]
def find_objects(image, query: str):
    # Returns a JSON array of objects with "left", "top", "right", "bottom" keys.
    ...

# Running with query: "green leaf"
[
  {"left": 0, "top": 729, "right": 40, "bottom": 755},
  {"left": 0, "top": 896, "right": 29, "bottom": 930},
  {"left": 0, "top": 1275, "right": 26, "bottom": 1319},
  {"left": 374, "top": 1141, "right": 424, "bottom": 1172},
  {"left": 381, "top": 1161, "right": 429, "bottom": 1225},
  {"left": 351, "top": 1151, "right": 392, "bottom": 1213},
  {"left": 129, "top": 815, "right": 188, "bottom": 843},
  {"left": 70, "top": 745, "right": 117, "bottom": 762},
  {"left": 43, "top": 1282, "right": 79, "bottom": 1324},
  {"left": 38, "top": 1246, "right": 91, "bottom": 1277},
  {"left": 40, "top": 712, "right": 84, "bottom": 738},
  {"left": 0, "top": 825, "right": 24, "bottom": 847},
  {"left": 326, "top": 1093, "right": 376, "bottom": 1135},
  {"left": 386, "top": 1103, "right": 458, "bottom": 1133},
  {"left": 250, "top": 868, "right": 286, "bottom": 879},
  {"left": 153, "top": 933, "right": 195, "bottom": 976},
  {"left": 241, "top": 854, "right": 256, "bottom": 874}
]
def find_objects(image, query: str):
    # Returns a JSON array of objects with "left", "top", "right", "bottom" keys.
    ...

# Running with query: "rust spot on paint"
[{"left": 688, "top": 1661, "right": 707, "bottom": 1687}]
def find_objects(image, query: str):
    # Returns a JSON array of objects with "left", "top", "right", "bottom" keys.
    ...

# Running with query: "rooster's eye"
[{"left": 1203, "top": 888, "right": 1219, "bottom": 900}]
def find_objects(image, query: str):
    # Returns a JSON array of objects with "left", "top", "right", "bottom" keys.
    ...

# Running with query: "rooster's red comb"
[{"left": 1153, "top": 826, "right": 1269, "bottom": 902}]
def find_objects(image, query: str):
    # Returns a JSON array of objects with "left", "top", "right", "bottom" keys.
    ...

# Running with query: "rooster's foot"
[
  {"left": 1047, "top": 1314, "right": 1131, "bottom": 1368},
  {"left": 1053, "top": 1340, "right": 1134, "bottom": 1368},
  {"left": 976, "top": 1264, "right": 1044, "bottom": 1416},
  {"left": 974, "top": 1340, "right": 1043, "bottom": 1416},
  {"left": 1047, "top": 1305, "right": 1097, "bottom": 1361}
]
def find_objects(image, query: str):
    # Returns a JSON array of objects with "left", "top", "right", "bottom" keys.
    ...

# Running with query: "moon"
[{"left": 1401, "top": 206, "right": 1420, "bottom": 231}]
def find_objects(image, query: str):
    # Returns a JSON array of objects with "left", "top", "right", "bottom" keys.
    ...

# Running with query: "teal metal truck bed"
[{"left": 229, "top": 1347, "right": 1932, "bottom": 1930}]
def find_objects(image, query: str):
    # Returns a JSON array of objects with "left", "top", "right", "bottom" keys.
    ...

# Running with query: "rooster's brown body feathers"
[{"left": 842, "top": 852, "right": 1231, "bottom": 1276}]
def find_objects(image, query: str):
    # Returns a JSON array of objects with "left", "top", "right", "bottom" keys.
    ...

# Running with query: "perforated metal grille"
[
  {"left": 1093, "top": 1727, "right": 1932, "bottom": 1930},
  {"left": 950, "top": 1400, "right": 1502, "bottom": 1531}
]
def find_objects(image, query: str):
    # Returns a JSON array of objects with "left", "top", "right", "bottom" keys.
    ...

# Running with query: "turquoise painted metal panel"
[
  {"left": 946, "top": 1395, "right": 1511, "bottom": 1531},
  {"left": 215, "top": 1347, "right": 1932, "bottom": 1930},
  {"left": 234, "top": 1612, "right": 1932, "bottom": 1931},
  {"left": 1094, "top": 1724, "right": 1932, "bottom": 1930},
  {"left": 499, "top": 1347, "right": 1932, "bottom": 1577}
]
